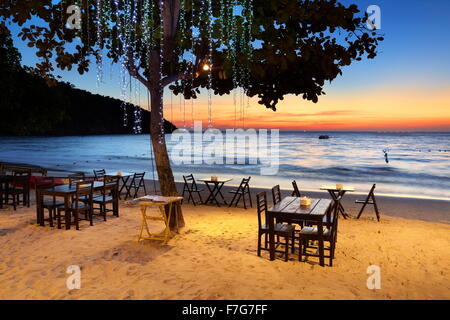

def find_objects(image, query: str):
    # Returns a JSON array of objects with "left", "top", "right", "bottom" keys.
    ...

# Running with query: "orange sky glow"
[{"left": 154, "top": 85, "right": 450, "bottom": 131}]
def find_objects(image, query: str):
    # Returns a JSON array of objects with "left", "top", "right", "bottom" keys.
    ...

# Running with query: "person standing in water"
[{"left": 383, "top": 149, "right": 389, "bottom": 163}]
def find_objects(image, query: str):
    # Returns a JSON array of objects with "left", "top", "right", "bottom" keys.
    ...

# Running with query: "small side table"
[
  {"left": 320, "top": 185, "right": 355, "bottom": 219},
  {"left": 128, "top": 195, "right": 183, "bottom": 244},
  {"left": 198, "top": 178, "right": 232, "bottom": 207}
]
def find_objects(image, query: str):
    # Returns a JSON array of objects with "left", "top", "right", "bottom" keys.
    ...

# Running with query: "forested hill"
[{"left": 0, "top": 30, "right": 176, "bottom": 136}]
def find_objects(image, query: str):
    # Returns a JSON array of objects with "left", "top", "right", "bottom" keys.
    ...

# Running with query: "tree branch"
[
  {"left": 161, "top": 72, "right": 195, "bottom": 87},
  {"left": 126, "top": 53, "right": 150, "bottom": 88}
]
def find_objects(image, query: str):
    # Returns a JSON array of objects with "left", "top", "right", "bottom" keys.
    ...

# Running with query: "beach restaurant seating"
[
  {"left": 93, "top": 176, "right": 119, "bottom": 220},
  {"left": 35, "top": 177, "right": 64, "bottom": 227},
  {"left": 256, "top": 192, "right": 295, "bottom": 262},
  {"left": 356, "top": 184, "right": 381, "bottom": 222},
  {"left": 56, "top": 181, "right": 94, "bottom": 230},
  {"left": 0, "top": 162, "right": 47, "bottom": 177},
  {"left": 298, "top": 196, "right": 341, "bottom": 267},
  {"left": 228, "top": 177, "right": 252, "bottom": 209},
  {"left": 291, "top": 180, "right": 302, "bottom": 197},
  {"left": 181, "top": 174, "right": 204, "bottom": 206},
  {"left": 125, "top": 172, "right": 147, "bottom": 200}
]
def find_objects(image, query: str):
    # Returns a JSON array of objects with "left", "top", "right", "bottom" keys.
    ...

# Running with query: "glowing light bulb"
[{"left": 202, "top": 64, "right": 210, "bottom": 71}]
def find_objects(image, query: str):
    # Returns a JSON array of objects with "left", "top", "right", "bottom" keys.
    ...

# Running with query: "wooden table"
[
  {"left": 267, "top": 197, "right": 332, "bottom": 266},
  {"left": 127, "top": 195, "right": 183, "bottom": 244},
  {"left": 320, "top": 185, "right": 355, "bottom": 219},
  {"left": 37, "top": 181, "right": 106, "bottom": 229},
  {"left": 198, "top": 178, "right": 232, "bottom": 207},
  {"left": 105, "top": 171, "right": 135, "bottom": 199}
]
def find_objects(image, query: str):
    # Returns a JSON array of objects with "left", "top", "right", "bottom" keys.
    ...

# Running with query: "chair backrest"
[
  {"left": 13, "top": 170, "right": 31, "bottom": 188},
  {"left": 93, "top": 169, "right": 106, "bottom": 181},
  {"left": 74, "top": 181, "right": 94, "bottom": 208},
  {"left": 272, "top": 185, "right": 281, "bottom": 205},
  {"left": 368, "top": 184, "right": 376, "bottom": 196},
  {"left": 256, "top": 192, "right": 267, "bottom": 229},
  {"left": 35, "top": 176, "right": 55, "bottom": 189},
  {"left": 183, "top": 174, "right": 198, "bottom": 191},
  {"left": 14, "top": 169, "right": 31, "bottom": 177},
  {"left": 10, "top": 175, "right": 28, "bottom": 190},
  {"left": 132, "top": 172, "right": 145, "bottom": 185},
  {"left": 35, "top": 176, "right": 56, "bottom": 202},
  {"left": 69, "top": 173, "right": 86, "bottom": 186},
  {"left": 292, "top": 180, "right": 301, "bottom": 197},
  {"left": 100, "top": 176, "right": 119, "bottom": 199},
  {"left": 237, "top": 177, "right": 251, "bottom": 192}
]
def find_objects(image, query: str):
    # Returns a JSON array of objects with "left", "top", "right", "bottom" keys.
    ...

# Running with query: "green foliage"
[{"left": 0, "top": 0, "right": 382, "bottom": 111}]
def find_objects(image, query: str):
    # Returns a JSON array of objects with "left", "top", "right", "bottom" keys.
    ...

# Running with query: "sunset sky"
[{"left": 11, "top": 0, "right": 450, "bottom": 131}]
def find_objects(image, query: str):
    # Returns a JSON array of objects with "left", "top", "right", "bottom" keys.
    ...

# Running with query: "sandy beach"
[{"left": 0, "top": 186, "right": 449, "bottom": 300}]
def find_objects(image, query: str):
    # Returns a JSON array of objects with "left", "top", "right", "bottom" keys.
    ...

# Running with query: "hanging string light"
[
  {"left": 190, "top": 0, "right": 196, "bottom": 129},
  {"left": 79, "top": 0, "right": 255, "bottom": 136},
  {"left": 207, "top": 0, "right": 213, "bottom": 128},
  {"left": 95, "top": 0, "right": 103, "bottom": 87},
  {"left": 113, "top": 0, "right": 128, "bottom": 126},
  {"left": 158, "top": 0, "right": 166, "bottom": 144}
]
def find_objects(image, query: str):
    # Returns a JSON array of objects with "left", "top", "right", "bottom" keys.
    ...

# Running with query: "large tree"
[{"left": 0, "top": 0, "right": 382, "bottom": 229}]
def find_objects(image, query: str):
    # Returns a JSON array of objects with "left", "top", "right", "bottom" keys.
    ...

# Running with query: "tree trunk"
[
  {"left": 148, "top": 85, "right": 185, "bottom": 230},
  {"left": 135, "top": 1, "right": 184, "bottom": 231}
]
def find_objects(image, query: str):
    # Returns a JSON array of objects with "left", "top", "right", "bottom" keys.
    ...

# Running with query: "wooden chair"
[
  {"left": 93, "top": 176, "right": 119, "bottom": 220},
  {"left": 57, "top": 181, "right": 94, "bottom": 230},
  {"left": 35, "top": 177, "right": 64, "bottom": 227},
  {"left": 181, "top": 174, "right": 204, "bottom": 206},
  {"left": 69, "top": 173, "right": 86, "bottom": 186},
  {"left": 291, "top": 180, "right": 301, "bottom": 197},
  {"left": 13, "top": 169, "right": 31, "bottom": 207},
  {"left": 93, "top": 169, "right": 106, "bottom": 181},
  {"left": 229, "top": 177, "right": 252, "bottom": 209},
  {"left": 124, "top": 172, "right": 147, "bottom": 199},
  {"left": 4, "top": 176, "right": 25, "bottom": 211},
  {"left": 298, "top": 196, "right": 341, "bottom": 267},
  {"left": 271, "top": 185, "right": 281, "bottom": 205},
  {"left": 256, "top": 192, "right": 295, "bottom": 262},
  {"left": 356, "top": 184, "right": 380, "bottom": 222}
]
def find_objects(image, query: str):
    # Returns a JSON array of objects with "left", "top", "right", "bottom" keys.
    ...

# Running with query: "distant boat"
[{"left": 319, "top": 135, "right": 330, "bottom": 140}]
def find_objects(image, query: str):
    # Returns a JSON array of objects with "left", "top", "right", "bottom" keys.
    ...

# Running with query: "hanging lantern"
[{"left": 202, "top": 63, "right": 210, "bottom": 71}]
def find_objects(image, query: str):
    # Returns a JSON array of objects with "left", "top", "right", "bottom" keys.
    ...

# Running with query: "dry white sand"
[{"left": 0, "top": 197, "right": 449, "bottom": 300}]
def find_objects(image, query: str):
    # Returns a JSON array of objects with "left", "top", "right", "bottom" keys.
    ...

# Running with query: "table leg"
[
  {"left": 329, "top": 190, "right": 348, "bottom": 219},
  {"left": 64, "top": 195, "right": 71, "bottom": 230},
  {"left": 123, "top": 176, "right": 134, "bottom": 199},
  {"left": 118, "top": 176, "right": 130, "bottom": 199},
  {"left": 318, "top": 238, "right": 325, "bottom": 267},
  {"left": 338, "top": 191, "right": 349, "bottom": 219},
  {"left": 268, "top": 212, "right": 275, "bottom": 261},
  {"left": 175, "top": 202, "right": 180, "bottom": 233},
  {"left": 113, "top": 186, "right": 119, "bottom": 217},
  {"left": 215, "top": 182, "right": 228, "bottom": 206},
  {"left": 210, "top": 183, "right": 222, "bottom": 207},
  {"left": 204, "top": 182, "right": 220, "bottom": 206},
  {"left": 164, "top": 203, "right": 173, "bottom": 244},
  {"left": 203, "top": 183, "right": 214, "bottom": 204},
  {"left": 38, "top": 190, "right": 45, "bottom": 226}
]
